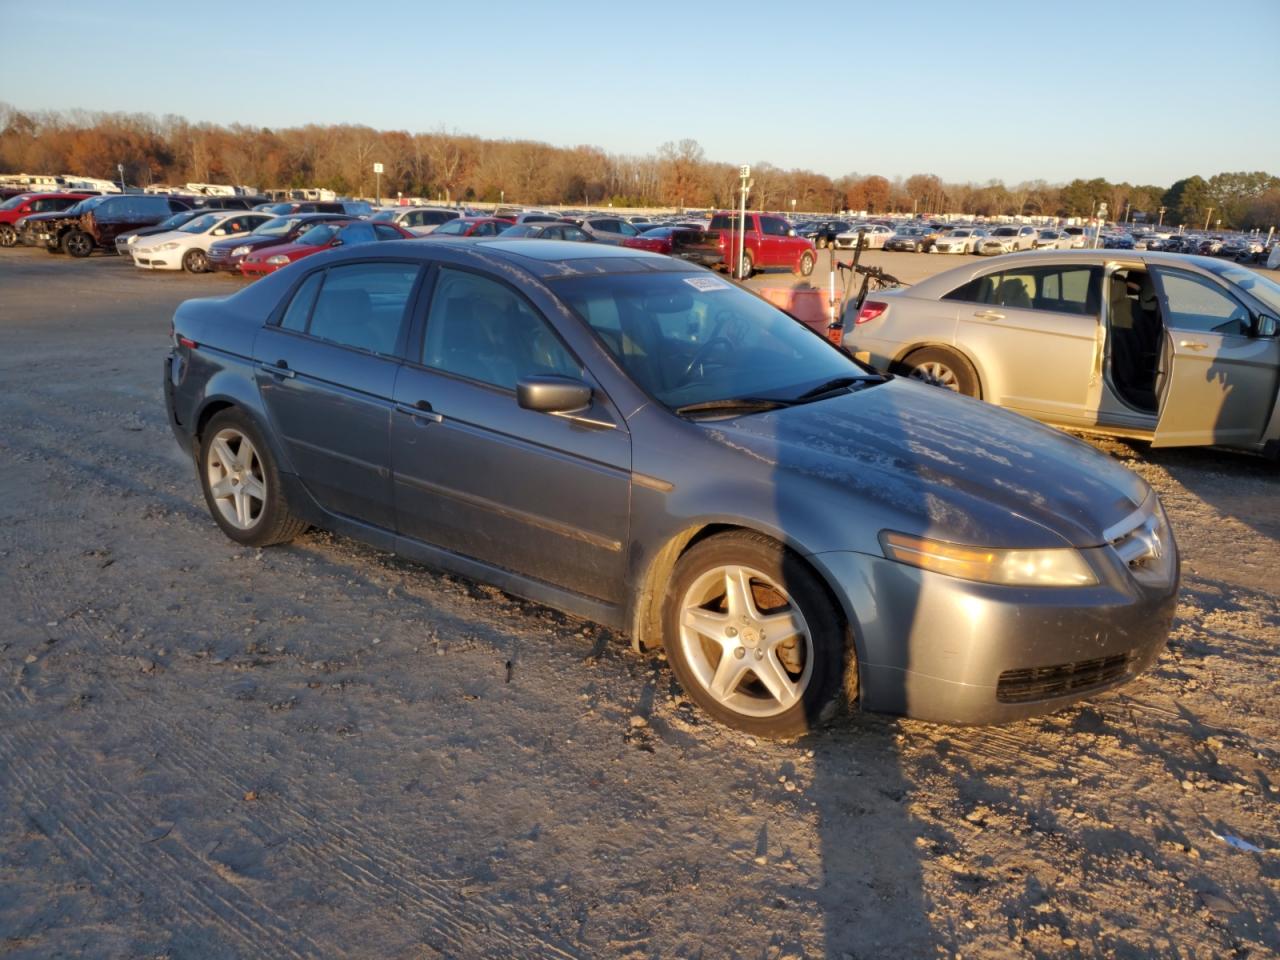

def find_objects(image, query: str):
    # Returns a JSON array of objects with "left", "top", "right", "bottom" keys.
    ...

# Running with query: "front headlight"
[
  {"left": 266, "top": 254, "right": 290, "bottom": 265},
  {"left": 231, "top": 245, "right": 250, "bottom": 256},
  {"left": 161, "top": 241, "right": 180, "bottom": 250},
  {"left": 879, "top": 531, "right": 1098, "bottom": 587}
]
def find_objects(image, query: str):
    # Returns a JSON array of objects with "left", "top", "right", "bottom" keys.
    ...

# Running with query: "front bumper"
[
  {"left": 134, "top": 252, "right": 180, "bottom": 270},
  {"left": 812, "top": 543, "right": 1179, "bottom": 724},
  {"left": 207, "top": 251, "right": 247, "bottom": 273}
]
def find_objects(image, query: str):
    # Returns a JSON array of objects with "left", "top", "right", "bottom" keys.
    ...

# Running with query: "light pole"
[
  {"left": 117, "top": 163, "right": 125, "bottom": 192},
  {"left": 790, "top": 198, "right": 796, "bottom": 219},
  {"left": 736, "top": 165, "right": 752, "bottom": 280},
  {"left": 1204, "top": 207, "right": 1214, "bottom": 232},
  {"left": 1158, "top": 206, "right": 1166, "bottom": 228}
]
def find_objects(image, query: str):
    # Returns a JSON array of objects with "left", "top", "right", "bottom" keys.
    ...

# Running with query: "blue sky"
[{"left": 2, "top": 0, "right": 1275, "bottom": 187}]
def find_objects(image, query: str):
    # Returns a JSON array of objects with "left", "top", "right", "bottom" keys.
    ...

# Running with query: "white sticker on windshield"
[{"left": 684, "top": 276, "right": 730, "bottom": 292}]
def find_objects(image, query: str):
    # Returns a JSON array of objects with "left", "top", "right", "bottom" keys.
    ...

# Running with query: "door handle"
[
  {"left": 395, "top": 400, "right": 443, "bottom": 423},
  {"left": 259, "top": 359, "right": 295, "bottom": 378},
  {"left": 974, "top": 310, "right": 1005, "bottom": 321},
  {"left": 1178, "top": 340, "right": 1208, "bottom": 351}
]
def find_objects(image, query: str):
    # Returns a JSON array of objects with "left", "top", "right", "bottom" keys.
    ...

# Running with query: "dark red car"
[
  {"left": 427, "top": 216, "right": 514, "bottom": 237},
  {"left": 239, "top": 219, "right": 413, "bottom": 277},
  {"left": 622, "top": 226, "right": 709, "bottom": 256},
  {"left": 0, "top": 192, "right": 94, "bottom": 247},
  {"left": 206, "top": 213, "right": 351, "bottom": 274}
]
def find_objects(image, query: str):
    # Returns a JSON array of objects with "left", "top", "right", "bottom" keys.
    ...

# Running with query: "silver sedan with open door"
[{"left": 842, "top": 250, "right": 1280, "bottom": 456}]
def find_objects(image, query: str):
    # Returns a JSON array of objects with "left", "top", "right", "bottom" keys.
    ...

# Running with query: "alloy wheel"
[
  {"left": 206, "top": 428, "right": 267, "bottom": 530},
  {"left": 909, "top": 361, "right": 960, "bottom": 391},
  {"left": 677, "top": 564, "right": 814, "bottom": 718}
]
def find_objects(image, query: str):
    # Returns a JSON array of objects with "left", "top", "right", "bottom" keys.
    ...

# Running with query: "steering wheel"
[{"left": 680, "top": 336, "right": 735, "bottom": 383}]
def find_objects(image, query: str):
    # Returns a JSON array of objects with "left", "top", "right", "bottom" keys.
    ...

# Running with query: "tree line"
[{"left": 1, "top": 104, "right": 1277, "bottom": 229}]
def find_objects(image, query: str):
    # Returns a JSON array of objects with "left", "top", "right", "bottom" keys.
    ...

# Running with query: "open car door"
[{"left": 1150, "top": 266, "right": 1280, "bottom": 448}]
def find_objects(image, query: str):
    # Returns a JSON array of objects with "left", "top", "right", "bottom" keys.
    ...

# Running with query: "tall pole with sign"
[
  {"left": 373, "top": 162, "right": 383, "bottom": 205},
  {"left": 737, "top": 165, "right": 751, "bottom": 280},
  {"left": 117, "top": 163, "right": 125, "bottom": 193}
]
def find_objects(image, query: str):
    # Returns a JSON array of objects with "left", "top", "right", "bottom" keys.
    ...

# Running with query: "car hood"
[
  {"left": 137, "top": 229, "right": 190, "bottom": 248},
  {"left": 211, "top": 233, "right": 288, "bottom": 253},
  {"left": 700, "top": 378, "right": 1149, "bottom": 550},
  {"left": 246, "top": 239, "right": 320, "bottom": 261}
]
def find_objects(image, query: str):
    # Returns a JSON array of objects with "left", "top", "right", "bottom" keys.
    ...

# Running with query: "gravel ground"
[{"left": 1, "top": 246, "right": 1277, "bottom": 959}]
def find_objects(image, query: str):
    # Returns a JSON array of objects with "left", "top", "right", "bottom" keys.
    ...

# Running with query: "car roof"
[{"left": 317, "top": 237, "right": 699, "bottom": 280}]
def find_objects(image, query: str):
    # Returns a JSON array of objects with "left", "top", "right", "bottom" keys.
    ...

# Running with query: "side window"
[
  {"left": 373, "top": 223, "right": 405, "bottom": 240},
  {"left": 945, "top": 266, "right": 1098, "bottom": 315},
  {"left": 616, "top": 221, "right": 639, "bottom": 236},
  {"left": 305, "top": 263, "right": 419, "bottom": 354},
  {"left": 761, "top": 217, "right": 788, "bottom": 237},
  {"left": 168, "top": 199, "right": 190, "bottom": 213},
  {"left": 422, "top": 268, "right": 581, "bottom": 390},
  {"left": 1155, "top": 271, "right": 1251, "bottom": 335},
  {"left": 475, "top": 221, "right": 496, "bottom": 236},
  {"left": 280, "top": 272, "right": 324, "bottom": 332}
]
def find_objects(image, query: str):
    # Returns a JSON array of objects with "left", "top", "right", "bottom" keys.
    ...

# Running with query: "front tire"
[
  {"left": 796, "top": 252, "right": 815, "bottom": 277},
  {"left": 198, "top": 409, "right": 308, "bottom": 547},
  {"left": 663, "top": 531, "right": 849, "bottom": 739},
  {"left": 183, "top": 248, "right": 208, "bottom": 274},
  {"left": 899, "top": 346, "right": 980, "bottom": 397},
  {"left": 0, "top": 224, "right": 15, "bottom": 247},
  {"left": 63, "top": 230, "right": 93, "bottom": 258}
]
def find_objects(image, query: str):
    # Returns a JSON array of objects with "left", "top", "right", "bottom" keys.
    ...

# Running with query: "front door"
[
  {"left": 949, "top": 262, "right": 1103, "bottom": 422},
  {"left": 391, "top": 266, "right": 631, "bottom": 603},
  {"left": 254, "top": 260, "right": 422, "bottom": 528},
  {"left": 1150, "top": 266, "right": 1280, "bottom": 448}
]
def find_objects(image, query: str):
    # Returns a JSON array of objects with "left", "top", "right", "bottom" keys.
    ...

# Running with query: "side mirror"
[
  {"left": 1253, "top": 314, "right": 1278, "bottom": 338},
  {"left": 330, "top": 238, "right": 343, "bottom": 247},
  {"left": 788, "top": 228, "right": 797, "bottom": 237},
  {"left": 517, "top": 375, "right": 592, "bottom": 414}
]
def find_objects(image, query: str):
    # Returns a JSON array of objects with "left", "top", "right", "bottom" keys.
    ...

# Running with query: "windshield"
[
  {"left": 1211, "top": 264, "right": 1280, "bottom": 315},
  {"left": 432, "top": 218, "right": 468, "bottom": 235},
  {"left": 297, "top": 224, "right": 340, "bottom": 245},
  {"left": 179, "top": 214, "right": 222, "bottom": 234},
  {"left": 252, "top": 216, "right": 302, "bottom": 237},
  {"left": 553, "top": 272, "right": 867, "bottom": 410},
  {"left": 0, "top": 194, "right": 33, "bottom": 210}
]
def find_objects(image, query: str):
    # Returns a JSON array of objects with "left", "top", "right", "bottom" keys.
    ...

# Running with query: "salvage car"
[
  {"left": 0, "top": 191, "right": 93, "bottom": 247},
  {"left": 31, "top": 193, "right": 192, "bottom": 256},
  {"left": 165, "top": 239, "right": 1179, "bottom": 737},
  {"left": 842, "top": 250, "right": 1280, "bottom": 456},
  {"left": 132, "top": 210, "right": 273, "bottom": 273}
]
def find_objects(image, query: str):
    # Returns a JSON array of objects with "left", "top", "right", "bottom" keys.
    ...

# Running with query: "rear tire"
[
  {"left": 898, "top": 346, "right": 980, "bottom": 398},
  {"left": 663, "top": 531, "right": 849, "bottom": 739},
  {"left": 738, "top": 250, "right": 754, "bottom": 279},
  {"left": 63, "top": 230, "right": 93, "bottom": 258},
  {"left": 198, "top": 409, "right": 308, "bottom": 547}
]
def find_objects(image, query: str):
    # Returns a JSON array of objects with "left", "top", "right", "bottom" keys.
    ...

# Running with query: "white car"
[
  {"left": 932, "top": 226, "right": 988, "bottom": 254},
  {"left": 1060, "top": 226, "right": 1090, "bottom": 248},
  {"left": 370, "top": 206, "right": 462, "bottom": 236},
  {"left": 1034, "top": 229, "right": 1070, "bottom": 250},
  {"left": 978, "top": 225, "right": 1038, "bottom": 255},
  {"left": 132, "top": 211, "right": 272, "bottom": 273},
  {"left": 834, "top": 223, "right": 893, "bottom": 249}
]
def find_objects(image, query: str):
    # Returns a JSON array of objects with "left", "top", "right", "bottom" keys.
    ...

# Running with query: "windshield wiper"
[
  {"left": 791, "top": 375, "right": 885, "bottom": 403},
  {"left": 674, "top": 397, "right": 795, "bottom": 418}
]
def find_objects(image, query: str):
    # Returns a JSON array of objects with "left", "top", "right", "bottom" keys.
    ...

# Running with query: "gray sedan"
[
  {"left": 165, "top": 240, "right": 1178, "bottom": 737},
  {"left": 843, "top": 250, "right": 1280, "bottom": 456}
]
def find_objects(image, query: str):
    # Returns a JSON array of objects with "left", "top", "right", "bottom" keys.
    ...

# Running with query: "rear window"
[{"left": 709, "top": 214, "right": 754, "bottom": 232}]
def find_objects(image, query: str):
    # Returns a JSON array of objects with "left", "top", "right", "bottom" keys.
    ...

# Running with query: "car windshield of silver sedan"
[
  {"left": 1210, "top": 263, "right": 1280, "bottom": 314},
  {"left": 554, "top": 272, "right": 879, "bottom": 415}
]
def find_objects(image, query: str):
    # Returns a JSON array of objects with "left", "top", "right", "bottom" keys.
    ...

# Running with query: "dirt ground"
[{"left": 1, "top": 245, "right": 1277, "bottom": 960}]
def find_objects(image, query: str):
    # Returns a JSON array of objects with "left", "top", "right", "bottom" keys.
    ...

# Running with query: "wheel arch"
[
  {"left": 890, "top": 341, "right": 988, "bottom": 401},
  {"left": 627, "top": 520, "right": 862, "bottom": 705},
  {"left": 191, "top": 389, "right": 295, "bottom": 476}
]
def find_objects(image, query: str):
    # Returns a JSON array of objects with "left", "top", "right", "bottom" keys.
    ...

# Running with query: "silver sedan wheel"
[
  {"left": 677, "top": 564, "right": 813, "bottom": 718},
  {"left": 909, "top": 361, "right": 960, "bottom": 391},
  {"left": 206, "top": 428, "right": 267, "bottom": 530}
]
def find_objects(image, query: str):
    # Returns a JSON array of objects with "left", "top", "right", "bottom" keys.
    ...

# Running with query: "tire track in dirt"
[
  {"left": 7, "top": 556, "right": 585, "bottom": 960},
  {"left": 0, "top": 692, "right": 325, "bottom": 960}
]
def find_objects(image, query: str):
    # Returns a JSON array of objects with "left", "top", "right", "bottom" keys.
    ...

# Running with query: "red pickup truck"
[
  {"left": 707, "top": 211, "right": 817, "bottom": 277},
  {"left": 0, "top": 192, "right": 94, "bottom": 247}
]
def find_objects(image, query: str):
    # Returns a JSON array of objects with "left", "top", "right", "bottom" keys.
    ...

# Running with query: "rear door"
[
  {"left": 254, "top": 260, "right": 422, "bottom": 528},
  {"left": 949, "top": 262, "right": 1103, "bottom": 422},
  {"left": 391, "top": 265, "right": 631, "bottom": 602},
  {"left": 1150, "top": 266, "right": 1280, "bottom": 447}
]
